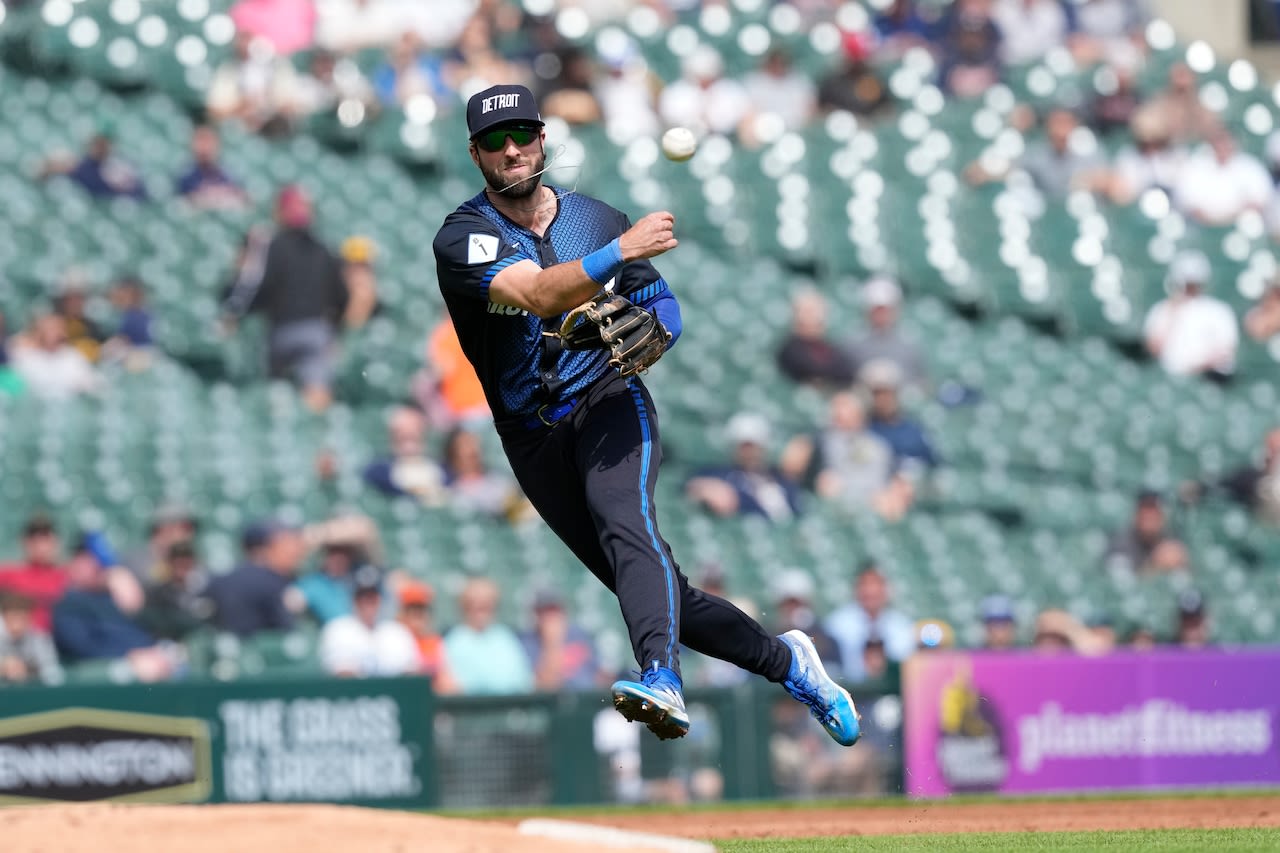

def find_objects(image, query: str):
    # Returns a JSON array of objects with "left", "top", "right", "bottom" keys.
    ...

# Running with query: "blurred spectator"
[
  {"left": 297, "top": 542, "right": 367, "bottom": 624},
  {"left": 686, "top": 413, "right": 802, "bottom": 522},
  {"left": 1085, "top": 611, "right": 1118, "bottom": 655},
  {"left": 979, "top": 594, "right": 1018, "bottom": 650},
  {"left": 863, "top": 360, "right": 938, "bottom": 470},
  {"left": 992, "top": 0, "right": 1068, "bottom": 67},
  {"left": 206, "top": 33, "right": 300, "bottom": 137},
  {"left": 0, "top": 593, "right": 62, "bottom": 685},
  {"left": 936, "top": 0, "right": 1003, "bottom": 99},
  {"left": 364, "top": 404, "right": 449, "bottom": 504},
  {"left": 339, "top": 236, "right": 380, "bottom": 330},
  {"left": 137, "top": 540, "right": 213, "bottom": 642},
  {"left": 207, "top": 521, "right": 306, "bottom": 637},
  {"left": 539, "top": 47, "right": 603, "bottom": 126},
  {"left": 0, "top": 515, "right": 69, "bottom": 632},
  {"left": 740, "top": 50, "right": 816, "bottom": 142},
  {"left": 1103, "top": 490, "right": 1189, "bottom": 576},
  {"left": 444, "top": 577, "right": 535, "bottom": 694},
  {"left": 595, "top": 34, "right": 661, "bottom": 141},
  {"left": 775, "top": 288, "right": 856, "bottom": 389},
  {"left": 38, "top": 130, "right": 148, "bottom": 201},
  {"left": 874, "top": 0, "right": 941, "bottom": 56},
  {"left": 1199, "top": 427, "right": 1280, "bottom": 525},
  {"left": 291, "top": 48, "right": 377, "bottom": 117},
  {"left": 1068, "top": 0, "right": 1149, "bottom": 68},
  {"left": 845, "top": 276, "right": 928, "bottom": 390},
  {"left": 396, "top": 581, "right": 459, "bottom": 692},
  {"left": 104, "top": 275, "right": 155, "bottom": 369},
  {"left": 824, "top": 562, "right": 915, "bottom": 682},
  {"left": 1143, "top": 250, "right": 1238, "bottom": 378},
  {"left": 658, "top": 46, "right": 750, "bottom": 138},
  {"left": 230, "top": 0, "right": 317, "bottom": 55},
  {"left": 442, "top": 427, "right": 527, "bottom": 519},
  {"left": 1106, "top": 107, "right": 1186, "bottom": 205},
  {"left": 860, "top": 635, "right": 890, "bottom": 682},
  {"left": 52, "top": 536, "right": 173, "bottom": 680},
  {"left": 520, "top": 588, "right": 601, "bottom": 690},
  {"left": 314, "top": 0, "right": 447, "bottom": 52},
  {"left": 54, "top": 277, "right": 105, "bottom": 363},
  {"left": 780, "top": 392, "right": 911, "bottom": 520},
  {"left": 122, "top": 503, "right": 199, "bottom": 586},
  {"left": 221, "top": 185, "right": 349, "bottom": 411},
  {"left": 1174, "top": 590, "right": 1210, "bottom": 649},
  {"left": 1032, "top": 609, "right": 1094, "bottom": 655},
  {"left": 443, "top": 14, "right": 528, "bottom": 96},
  {"left": 415, "top": 317, "right": 490, "bottom": 427},
  {"left": 816, "top": 31, "right": 891, "bottom": 120},
  {"left": 176, "top": 124, "right": 249, "bottom": 209},
  {"left": 1126, "top": 623, "right": 1158, "bottom": 651},
  {"left": 970, "top": 108, "right": 1107, "bottom": 197},
  {"left": 769, "top": 570, "right": 841, "bottom": 670},
  {"left": 1089, "top": 60, "right": 1142, "bottom": 137},
  {"left": 372, "top": 32, "right": 450, "bottom": 108},
  {"left": 1245, "top": 284, "right": 1280, "bottom": 342},
  {"left": 1142, "top": 62, "right": 1218, "bottom": 146},
  {"left": 320, "top": 565, "right": 419, "bottom": 677},
  {"left": 1174, "top": 129, "right": 1272, "bottom": 226},
  {"left": 316, "top": 0, "right": 427, "bottom": 51}
]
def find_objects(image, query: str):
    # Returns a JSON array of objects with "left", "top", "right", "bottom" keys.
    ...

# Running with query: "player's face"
[{"left": 472, "top": 126, "right": 546, "bottom": 200}]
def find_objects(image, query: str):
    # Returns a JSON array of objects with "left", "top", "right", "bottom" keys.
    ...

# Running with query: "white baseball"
[{"left": 661, "top": 127, "right": 698, "bottom": 162}]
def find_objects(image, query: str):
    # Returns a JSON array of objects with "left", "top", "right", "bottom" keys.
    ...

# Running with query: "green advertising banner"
[{"left": 0, "top": 676, "right": 434, "bottom": 809}]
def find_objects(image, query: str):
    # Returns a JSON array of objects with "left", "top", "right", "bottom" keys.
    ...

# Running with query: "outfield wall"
[
  {"left": 0, "top": 677, "right": 902, "bottom": 807},
  {"left": 903, "top": 650, "right": 1280, "bottom": 798}
]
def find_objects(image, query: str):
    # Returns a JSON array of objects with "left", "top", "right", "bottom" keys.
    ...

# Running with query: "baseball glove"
[{"left": 554, "top": 291, "right": 671, "bottom": 377}]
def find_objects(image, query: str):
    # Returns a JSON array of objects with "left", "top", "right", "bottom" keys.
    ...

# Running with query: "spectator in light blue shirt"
[
  {"left": 823, "top": 561, "right": 916, "bottom": 683},
  {"left": 444, "top": 576, "right": 533, "bottom": 695}
]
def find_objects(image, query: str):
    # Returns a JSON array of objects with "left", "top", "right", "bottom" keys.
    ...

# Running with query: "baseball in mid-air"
[{"left": 661, "top": 127, "right": 698, "bottom": 162}]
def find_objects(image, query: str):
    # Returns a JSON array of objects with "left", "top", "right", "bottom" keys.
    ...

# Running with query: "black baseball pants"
[{"left": 500, "top": 372, "right": 792, "bottom": 684}]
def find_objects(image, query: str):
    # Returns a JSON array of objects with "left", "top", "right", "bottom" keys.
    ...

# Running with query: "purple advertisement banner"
[{"left": 903, "top": 651, "right": 1280, "bottom": 797}]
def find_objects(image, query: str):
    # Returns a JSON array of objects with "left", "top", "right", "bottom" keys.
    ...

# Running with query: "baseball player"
[{"left": 432, "top": 84, "right": 859, "bottom": 746}]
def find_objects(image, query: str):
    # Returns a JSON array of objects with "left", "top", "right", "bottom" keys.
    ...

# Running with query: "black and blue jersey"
[{"left": 433, "top": 187, "right": 681, "bottom": 426}]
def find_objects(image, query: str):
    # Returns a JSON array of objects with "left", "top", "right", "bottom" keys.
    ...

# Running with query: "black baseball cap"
[{"left": 466, "top": 84, "right": 544, "bottom": 139}]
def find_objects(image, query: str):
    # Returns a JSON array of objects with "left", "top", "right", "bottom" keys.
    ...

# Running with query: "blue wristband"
[{"left": 581, "top": 238, "right": 625, "bottom": 285}]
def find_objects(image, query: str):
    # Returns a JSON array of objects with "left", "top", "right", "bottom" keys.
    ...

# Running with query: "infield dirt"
[{"left": 2, "top": 794, "right": 1277, "bottom": 851}]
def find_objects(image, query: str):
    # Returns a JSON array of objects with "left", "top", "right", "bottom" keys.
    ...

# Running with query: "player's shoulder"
[{"left": 434, "top": 195, "right": 501, "bottom": 255}]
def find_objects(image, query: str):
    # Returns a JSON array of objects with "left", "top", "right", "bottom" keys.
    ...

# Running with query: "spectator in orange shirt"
[
  {"left": 415, "top": 316, "right": 490, "bottom": 427},
  {"left": 396, "top": 581, "right": 459, "bottom": 693}
]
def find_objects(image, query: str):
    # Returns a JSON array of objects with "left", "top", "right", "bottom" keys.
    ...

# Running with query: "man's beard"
[{"left": 482, "top": 148, "right": 545, "bottom": 199}]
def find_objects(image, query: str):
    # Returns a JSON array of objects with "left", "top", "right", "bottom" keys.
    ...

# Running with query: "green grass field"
[{"left": 716, "top": 828, "right": 1280, "bottom": 852}]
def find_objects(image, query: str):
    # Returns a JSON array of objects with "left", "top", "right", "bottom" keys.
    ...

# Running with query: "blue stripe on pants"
[{"left": 629, "top": 383, "right": 677, "bottom": 669}]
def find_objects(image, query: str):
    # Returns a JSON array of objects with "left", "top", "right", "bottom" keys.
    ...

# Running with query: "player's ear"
[{"left": 468, "top": 142, "right": 479, "bottom": 166}]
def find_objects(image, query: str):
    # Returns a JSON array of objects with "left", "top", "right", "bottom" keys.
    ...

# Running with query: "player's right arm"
[
  {"left": 434, "top": 210, "right": 678, "bottom": 319},
  {"left": 495, "top": 211, "right": 678, "bottom": 318}
]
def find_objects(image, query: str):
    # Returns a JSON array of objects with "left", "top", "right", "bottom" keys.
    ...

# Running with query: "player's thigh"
[
  {"left": 575, "top": 379, "right": 661, "bottom": 507},
  {"left": 502, "top": 430, "right": 618, "bottom": 590}
]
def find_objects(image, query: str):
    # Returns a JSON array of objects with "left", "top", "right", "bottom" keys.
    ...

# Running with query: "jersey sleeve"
[{"left": 433, "top": 211, "right": 532, "bottom": 301}]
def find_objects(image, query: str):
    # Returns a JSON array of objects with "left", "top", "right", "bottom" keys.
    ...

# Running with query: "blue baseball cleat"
[
  {"left": 611, "top": 664, "right": 690, "bottom": 741},
  {"left": 779, "top": 629, "right": 862, "bottom": 746}
]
